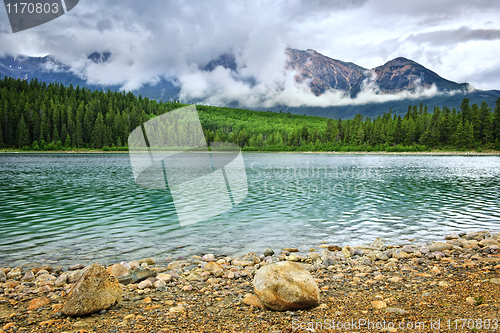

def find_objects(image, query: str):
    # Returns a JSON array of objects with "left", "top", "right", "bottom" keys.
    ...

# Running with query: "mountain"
[{"left": 0, "top": 50, "right": 498, "bottom": 119}]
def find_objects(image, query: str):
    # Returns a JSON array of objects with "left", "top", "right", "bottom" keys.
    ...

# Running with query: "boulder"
[
  {"left": 62, "top": 264, "right": 122, "bottom": 316},
  {"left": 253, "top": 261, "right": 320, "bottom": 311}
]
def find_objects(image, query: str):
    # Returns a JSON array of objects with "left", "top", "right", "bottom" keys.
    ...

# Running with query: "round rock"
[{"left": 253, "top": 261, "right": 320, "bottom": 311}]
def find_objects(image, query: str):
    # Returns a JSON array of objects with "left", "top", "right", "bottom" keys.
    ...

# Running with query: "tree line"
[{"left": 1, "top": 76, "right": 500, "bottom": 152}]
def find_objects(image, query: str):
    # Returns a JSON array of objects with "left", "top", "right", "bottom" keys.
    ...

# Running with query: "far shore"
[{"left": 1, "top": 149, "right": 499, "bottom": 156}]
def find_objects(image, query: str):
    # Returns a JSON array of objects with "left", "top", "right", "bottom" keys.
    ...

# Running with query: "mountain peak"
[{"left": 88, "top": 52, "right": 111, "bottom": 64}]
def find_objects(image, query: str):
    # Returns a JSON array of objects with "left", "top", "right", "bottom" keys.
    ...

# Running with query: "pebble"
[{"left": 263, "top": 248, "right": 274, "bottom": 256}]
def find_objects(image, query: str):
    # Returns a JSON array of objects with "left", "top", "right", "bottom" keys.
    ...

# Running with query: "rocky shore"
[{"left": 1, "top": 230, "right": 500, "bottom": 332}]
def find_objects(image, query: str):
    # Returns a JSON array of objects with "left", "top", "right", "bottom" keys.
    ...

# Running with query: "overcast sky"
[{"left": 1, "top": 0, "right": 499, "bottom": 107}]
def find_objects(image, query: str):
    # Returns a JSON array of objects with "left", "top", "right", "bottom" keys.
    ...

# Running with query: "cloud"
[
  {"left": 405, "top": 26, "right": 500, "bottom": 47},
  {"left": 0, "top": 0, "right": 499, "bottom": 101},
  {"left": 178, "top": 65, "right": 447, "bottom": 108}
]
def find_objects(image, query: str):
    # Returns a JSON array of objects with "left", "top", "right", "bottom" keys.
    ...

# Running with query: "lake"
[{"left": 0, "top": 152, "right": 499, "bottom": 267}]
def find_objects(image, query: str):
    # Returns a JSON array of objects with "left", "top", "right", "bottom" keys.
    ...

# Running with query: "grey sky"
[{"left": 0, "top": 0, "right": 499, "bottom": 106}]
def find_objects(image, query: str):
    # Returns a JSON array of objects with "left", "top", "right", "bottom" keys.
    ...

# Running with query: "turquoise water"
[{"left": 0, "top": 153, "right": 499, "bottom": 267}]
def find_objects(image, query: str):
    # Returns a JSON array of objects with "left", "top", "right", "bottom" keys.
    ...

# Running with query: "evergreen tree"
[
  {"left": 16, "top": 114, "right": 30, "bottom": 148},
  {"left": 494, "top": 98, "right": 500, "bottom": 140},
  {"left": 91, "top": 112, "right": 104, "bottom": 149}
]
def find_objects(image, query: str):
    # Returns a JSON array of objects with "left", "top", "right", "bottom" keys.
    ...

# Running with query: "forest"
[{"left": 1, "top": 76, "right": 500, "bottom": 152}]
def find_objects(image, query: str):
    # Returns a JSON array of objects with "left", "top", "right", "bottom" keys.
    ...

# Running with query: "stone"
[
  {"left": 0, "top": 269, "right": 5, "bottom": 283},
  {"left": 54, "top": 273, "right": 69, "bottom": 287},
  {"left": 62, "top": 264, "right": 123, "bottom": 316},
  {"left": 242, "top": 293, "right": 268, "bottom": 310},
  {"left": 35, "top": 274, "right": 56, "bottom": 286},
  {"left": 128, "top": 260, "right": 140, "bottom": 269},
  {"left": 282, "top": 248, "right": 299, "bottom": 252},
  {"left": 341, "top": 246, "right": 352, "bottom": 258},
  {"left": 241, "top": 252, "right": 261, "bottom": 264},
  {"left": 156, "top": 273, "right": 172, "bottom": 283},
  {"left": 327, "top": 245, "right": 342, "bottom": 251},
  {"left": 69, "top": 264, "right": 85, "bottom": 271},
  {"left": 129, "top": 267, "right": 157, "bottom": 284},
  {"left": 466, "top": 297, "right": 476, "bottom": 305},
  {"left": 429, "top": 242, "right": 452, "bottom": 252},
  {"left": 169, "top": 306, "right": 185, "bottom": 313},
  {"left": 28, "top": 297, "right": 51, "bottom": 310},
  {"left": 480, "top": 238, "right": 500, "bottom": 247},
  {"left": 445, "top": 232, "right": 459, "bottom": 240},
  {"left": 401, "top": 245, "right": 415, "bottom": 253},
  {"left": 370, "top": 238, "right": 386, "bottom": 251},
  {"left": 106, "top": 264, "right": 130, "bottom": 279},
  {"left": 438, "top": 281, "right": 449, "bottom": 288},
  {"left": 21, "top": 271, "right": 35, "bottom": 282},
  {"left": 202, "top": 254, "right": 215, "bottom": 262},
  {"left": 384, "top": 307, "right": 408, "bottom": 314},
  {"left": 6, "top": 267, "right": 22, "bottom": 280},
  {"left": 138, "top": 258, "right": 156, "bottom": 266},
  {"left": 308, "top": 253, "right": 320, "bottom": 261},
  {"left": 231, "top": 259, "right": 254, "bottom": 267},
  {"left": 371, "top": 301, "right": 387, "bottom": 309},
  {"left": 489, "top": 278, "right": 500, "bottom": 284},
  {"left": 389, "top": 276, "right": 402, "bottom": 283},
  {"left": 253, "top": 261, "right": 320, "bottom": 311},
  {"left": 263, "top": 248, "right": 274, "bottom": 257},
  {"left": 138, "top": 280, "right": 152, "bottom": 289},
  {"left": 67, "top": 269, "right": 84, "bottom": 284}
]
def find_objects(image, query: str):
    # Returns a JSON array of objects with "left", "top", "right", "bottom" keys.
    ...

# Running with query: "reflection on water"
[{"left": 0, "top": 153, "right": 499, "bottom": 267}]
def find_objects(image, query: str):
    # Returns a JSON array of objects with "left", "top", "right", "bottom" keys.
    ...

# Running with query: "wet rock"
[
  {"left": 253, "top": 261, "right": 320, "bottom": 311},
  {"left": 202, "top": 254, "right": 215, "bottom": 262},
  {"left": 282, "top": 248, "right": 299, "bottom": 252},
  {"left": 401, "top": 245, "right": 415, "bottom": 253},
  {"left": 21, "top": 270, "right": 35, "bottom": 282},
  {"left": 0, "top": 269, "right": 6, "bottom": 283},
  {"left": 370, "top": 238, "right": 386, "bottom": 251},
  {"left": 69, "top": 264, "right": 85, "bottom": 271},
  {"left": 429, "top": 242, "right": 452, "bottom": 252},
  {"left": 241, "top": 252, "right": 261, "bottom": 264},
  {"left": 128, "top": 260, "right": 140, "bottom": 269},
  {"left": 445, "top": 233, "right": 459, "bottom": 240},
  {"left": 263, "top": 248, "right": 274, "bottom": 257},
  {"left": 138, "top": 258, "right": 156, "bottom": 266},
  {"left": 480, "top": 238, "right": 500, "bottom": 247},
  {"left": 62, "top": 264, "right": 122, "bottom": 316},
  {"left": 327, "top": 245, "right": 342, "bottom": 251},
  {"left": 6, "top": 267, "right": 22, "bottom": 280},
  {"left": 129, "top": 267, "right": 157, "bottom": 284}
]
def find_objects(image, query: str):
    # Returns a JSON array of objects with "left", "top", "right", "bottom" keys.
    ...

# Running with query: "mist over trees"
[{"left": 1, "top": 77, "right": 499, "bottom": 152}]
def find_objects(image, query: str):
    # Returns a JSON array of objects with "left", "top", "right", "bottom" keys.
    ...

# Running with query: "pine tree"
[
  {"left": 452, "top": 121, "right": 463, "bottom": 147},
  {"left": 91, "top": 112, "right": 104, "bottom": 149},
  {"left": 463, "top": 120, "right": 474, "bottom": 147},
  {"left": 16, "top": 114, "right": 30, "bottom": 148},
  {"left": 493, "top": 98, "right": 500, "bottom": 140}
]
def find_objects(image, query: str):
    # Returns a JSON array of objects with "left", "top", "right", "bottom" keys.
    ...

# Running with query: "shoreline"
[
  {"left": 1, "top": 230, "right": 499, "bottom": 332},
  {"left": 1, "top": 149, "right": 499, "bottom": 156}
]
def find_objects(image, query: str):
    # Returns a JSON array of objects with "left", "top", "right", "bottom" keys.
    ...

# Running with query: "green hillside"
[{"left": 1, "top": 77, "right": 500, "bottom": 152}]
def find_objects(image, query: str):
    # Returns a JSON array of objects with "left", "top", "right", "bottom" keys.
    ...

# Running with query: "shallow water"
[{"left": 0, "top": 153, "right": 499, "bottom": 267}]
